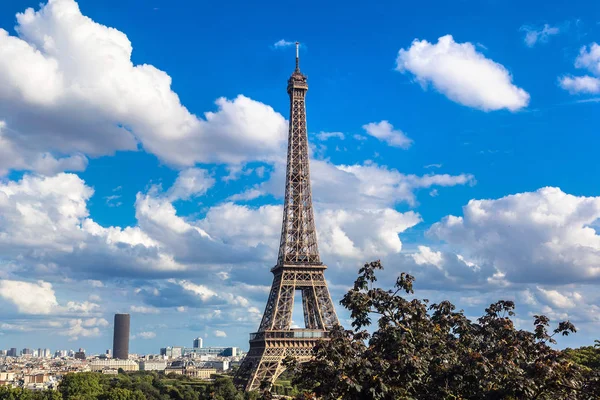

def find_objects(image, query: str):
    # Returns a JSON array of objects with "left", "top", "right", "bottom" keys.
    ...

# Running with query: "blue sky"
[{"left": 0, "top": 0, "right": 599, "bottom": 355}]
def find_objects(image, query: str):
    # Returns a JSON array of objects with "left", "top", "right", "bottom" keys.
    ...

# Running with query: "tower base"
[{"left": 234, "top": 329, "right": 328, "bottom": 392}]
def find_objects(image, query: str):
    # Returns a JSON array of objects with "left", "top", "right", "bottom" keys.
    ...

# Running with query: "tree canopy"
[
  {"left": 0, "top": 372, "right": 255, "bottom": 400},
  {"left": 285, "top": 260, "right": 600, "bottom": 399}
]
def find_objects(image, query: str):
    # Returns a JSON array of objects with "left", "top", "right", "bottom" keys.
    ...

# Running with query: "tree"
[
  {"left": 565, "top": 341, "right": 600, "bottom": 370},
  {"left": 102, "top": 387, "right": 134, "bottom": 400},
  {"left": 207, "top": 377, "right": 244, "bottom": 400},
  {"left": 58, "top": 372, "right": 104, "bottom": 400},
  {"left": 286, "top": 260, "right": 599, "bottom": 399},
  {"left": 32, "top": 391, "right": 62, "bottom": 400},
  {"left": 0, "top": 386, "right": 33, "bottom": 400}
]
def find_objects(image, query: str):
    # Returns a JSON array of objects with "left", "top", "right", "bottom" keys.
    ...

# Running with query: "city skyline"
[{"left": 0, "top": 0, "right": 599, "bottom": 354}]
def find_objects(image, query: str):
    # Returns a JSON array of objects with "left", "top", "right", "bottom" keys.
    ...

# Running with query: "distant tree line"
[{"left": 0, "top": 372, "right": 258, "bottom": 400}]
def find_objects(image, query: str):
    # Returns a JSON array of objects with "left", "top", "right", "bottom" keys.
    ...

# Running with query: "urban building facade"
[
  {"left": 89, "top": 359, "right": 139, "bottom": 372},
  {"left": 139, "top": 360, "right": 167, "bottom": 371}
]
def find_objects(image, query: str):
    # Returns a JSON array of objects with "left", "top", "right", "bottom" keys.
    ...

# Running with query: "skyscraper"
[
  {"left": 193, "top": 337, "right": 203, "bottom": 349},
  {"left": 112, "top": 313, "right": 130, "bottom": 360}
]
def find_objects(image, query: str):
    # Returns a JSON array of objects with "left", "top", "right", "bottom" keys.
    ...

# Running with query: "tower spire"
[{"left": 295, "top": 41, "right": 300, "bottom": 71}]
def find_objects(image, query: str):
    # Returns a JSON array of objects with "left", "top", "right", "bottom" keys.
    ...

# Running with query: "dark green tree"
[
  {"left": 0, "top": 386, "right": 33, "bottom": 400},
  {"left": 58, "top": 372, "right": 104, "bottom": 400},
  {"left": 207, "top": 377, "right": 243, "bottom": 400},
  {"left": 565, "top": 341, "right": 600, "bottom": 370},
  {"left": 286, "top": 260, "right": 599, "bottom": 399}
]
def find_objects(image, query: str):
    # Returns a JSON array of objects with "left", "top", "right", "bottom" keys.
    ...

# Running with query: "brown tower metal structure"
[{"left": 234, "top": 42, "right": 339, "bottom": 392}]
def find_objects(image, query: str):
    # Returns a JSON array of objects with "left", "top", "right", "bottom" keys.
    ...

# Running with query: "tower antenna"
[{"left": 295, "top": 41, "right": 300, "bottom": 71}]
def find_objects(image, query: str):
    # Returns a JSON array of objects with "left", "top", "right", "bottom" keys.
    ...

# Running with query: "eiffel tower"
[{"left": 234, "top": 43, "right": 339, "bottom": 392}]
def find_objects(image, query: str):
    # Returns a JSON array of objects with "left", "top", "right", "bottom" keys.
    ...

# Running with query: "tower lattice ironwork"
[{"left": 234, "top": 43, "right": 339, "bottom": 392}]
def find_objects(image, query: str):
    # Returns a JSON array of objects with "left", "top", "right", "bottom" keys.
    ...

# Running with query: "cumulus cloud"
[
  {"left": 199, "top": 202, "right": 422, "bottom": 261},
  {"left": 536, "top": 287, "right": 580, "bottom": 309},
  {"left": 318, "top": 209, "right": 421, "bottom": 259},
  {"left": 411, "top": 246, "right": 443, "bottom": 268},
  {"left": 173, "top": 280, "right": 218, "bottom": 302},
  {"left": 429, "top": 187, "right": 600, "bottom": 284},
  {"left": 312, "top": 162, "right": 475, "bottom": 208},
  {"left": 167, "top": 168, "right": 215, "bottom": 201},
  {"left": 520, "top": 24, "right": 560, "bottom": 47},
  {"left": 0, "top": 280, "right": 59, "bottom": 314},
  {"left": 132, "top": 331, "right": 156, "bottom": 339},
  {"left": 273, "top": 39, "right": 295, "bottom": 48},
  {"left": 362, "top": 121, "right": 412, "bottom": 149},
  {"left": 0, "top": 0, "right": 288, "bottom": 175},
  {"left": 65, "top": 301, "right": 100, "bottom": 314},
  {"left": 575, "top": 43, "right": 600, "bottom": 76},
  {"left": 214, "top": 330, "right": 227, "bottom": 337},
  {"left": 61, "top": 317, "right": 108, "bottom": 340},
  {"left": 246, "top": 159, "right": 475, "bottom": 210},
  {"left": 560, "top": 75, "right": 600, "bottom": 94},
  {"left": 559, "top": 43, "right": 600, "bottom": 94},
  {"left": 316, "top": 131, "right": 345, "bottom": 141},
  {"left": 396, "top": 35, "right": 530, "bottom": 111}
]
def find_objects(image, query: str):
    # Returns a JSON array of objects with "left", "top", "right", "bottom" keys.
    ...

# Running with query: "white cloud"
[
  {"left": 559, "top": 43, "right": 600, "bottom": 95},
  {"left": 199, "top": 201, "right": 421, "bottom": 261},
  {"left": 536, "top": 287, "right": 580, "bottom": 309},
  {"left": 65, "top": 301, "right": 100, "bottom": 314},
  {"left": 104, "top": 194, "right": 122, "bottom": 208},
  {"left": 130, "top": 305, "right": 160, "bottom": 314},
  {"left": 61, "top": 317, "right": 107, "bottom": 339},
  {"left": 312, "top": 162, "right": 475, "bottom": 208},
  {"left": 273, "top": 39, "right": 294, "bottom": 48},
  {"left": 214, "top": 330, "right": 227, "bottom": 337},
  {"left": 0, "top": 0, "right": 288, "bottom": 175},
  {"left": 245, "top": 159, "right": 474, "bottom": 209},
  {"left": 575, "top": 43, "right": 600, "bottom": 76},
  {"left": 227, "top": 189, "right": 263, "bottom": 202},
  {"left": 362, "top": 121, "right": 412, "bottom": 149},
  {"left": 429, "top": 187, "right": 600, "bottom": 284},
  {"left": 174, "top": 280, "right": 218, "bottom": 302},
  {"left": 559, "top": 75, "right": 600, "bottom": 94},
  {"left": 520, "top": 24, "right": 560, "bottom": 47},
  {"left": 411, "top": 246, "right": 443, "bottom": 268},
  {"left": 132, "top": 331, "right": 156, "bottom": 339},
  {"left": 318, "top": 209, "right": 421, "bottom": 259},
  {"left": 0, "top": 280, "right": 58, "bottom": 314},
  {"left": 396, "top": 35, "right": 530, "bottom": 111},
  {"left": 316, "top": 131, "right": 345, "bottom": 141},
  {"left": 200, "top": 203, "right": 282, "bottom": 248},
  {"left": 167, "top": 168, "right": 215, "bottom": 201}
]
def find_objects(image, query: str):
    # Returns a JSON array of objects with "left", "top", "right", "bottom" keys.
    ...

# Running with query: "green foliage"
[
  {"left": 286, "top": 260, "right": 600, "bottom": 400},
  {"left": 565, "top": 341, "right": 600, "bottom": 370},
  {"left": 59, "top": 372, "right": 103, "bottom": 400},
  {"left": 4, "top": 371, "right": 254, "bottom": 400},
  {"left": 0, "top": 387, "right": 61, "bottom": 400}
]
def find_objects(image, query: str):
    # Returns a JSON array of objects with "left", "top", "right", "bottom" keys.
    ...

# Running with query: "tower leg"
[{"left": 234, "top": 338, "right": 318, "bottom": 392}]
